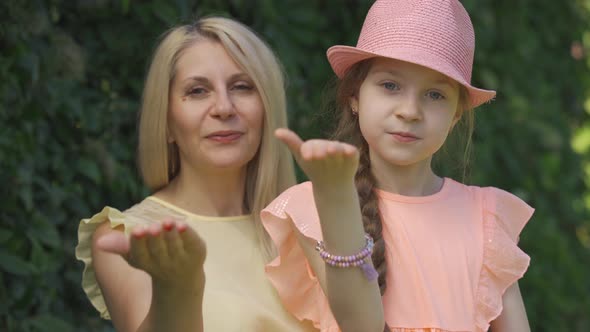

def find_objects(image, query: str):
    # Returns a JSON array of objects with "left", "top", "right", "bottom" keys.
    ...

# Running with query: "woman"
[{"left": 75, "top": 17, "right": 316, "bottom": 332}]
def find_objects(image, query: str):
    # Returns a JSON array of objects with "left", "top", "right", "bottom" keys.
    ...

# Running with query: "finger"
[
  {"left": 161, "top": 218, "right": 174, "bottom": 232},
  {"left": 129, "top": 226, "right": 151, "bottom": 268},
  {"left": 96, "top": 232, "right": 130, "bottom": 256},
  {"left": 312, "top": 140, "right": 328, "bottom": 159},
  {"left": 342, "top": 143, "right": 359, "bottom": 158},
  {"left": 300, "top": 140, "right": 315, "bottom": 160},
  {"left": 326, "top": 142, "right": 338, "bottom": 155},
  {"left": 146, "top": 223, "right": 169, "bottom": 261},
  {"left": 330, "top": 142, "right": 351, "bottom": 159},
  {"left": 275, "top": 128, "right": 304, "bottom": 158},
  {"left": 179, "top": 224, "right": 206, "bottom": 256},
  {"left": 163, "top": 221, "right": 183, "bottom": 259},
  {"left": 306, "top": 140, "right": 345, "bottom": 160}
]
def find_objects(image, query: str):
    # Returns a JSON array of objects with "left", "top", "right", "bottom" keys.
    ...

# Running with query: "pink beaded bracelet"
[{"left": 315, "top": 234, "right": 378, "bottom": 281}]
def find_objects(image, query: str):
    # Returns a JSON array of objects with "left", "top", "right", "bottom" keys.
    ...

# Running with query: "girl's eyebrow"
[
  {"left": 432, "top": 78, "right": 455, "bottom": 89},
  {"left": 371, "top": 67, "right": 405, "bottom": 78},
  {"left": 372, "top": 67, "right": 455, "bottom": 89}
]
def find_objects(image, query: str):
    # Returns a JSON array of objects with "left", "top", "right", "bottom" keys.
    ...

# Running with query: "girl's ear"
[
  {"left": 451, "top": 113, "right": 461, "bottom": 129},
  {"left": 450, "top": 99, "right": 465, "bottom": 130},
  {"left": 349, "top": 97, "right": 360, "bottom": 115}
]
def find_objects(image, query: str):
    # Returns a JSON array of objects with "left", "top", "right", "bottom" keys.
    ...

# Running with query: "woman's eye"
[
  {"left": 188, "top": 87, "right": 207, "bottom": 95},
  {"left": 382, "top": 82, "right": 399, "bottom": 91},
  {"left": 232, "top": 83, "right": 254, "bottom": 91},
  {"left": 427, "top": 91, "right": 445, "bottom": 100}
]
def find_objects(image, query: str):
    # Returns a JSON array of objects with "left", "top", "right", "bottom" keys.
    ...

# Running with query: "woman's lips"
[{"left": 206, "top": 131, "right": 243, "bottom": 143}]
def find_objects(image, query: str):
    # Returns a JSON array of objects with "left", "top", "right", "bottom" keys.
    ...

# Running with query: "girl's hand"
[
  {"left": 97, "top": 219, "right": 206, "bottom": 287},
  {"left": 275, "top": 128, "right": 359, "bottom": 188}
]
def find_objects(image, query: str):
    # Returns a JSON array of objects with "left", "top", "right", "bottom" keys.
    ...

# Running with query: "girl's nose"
[{"left": 395, "top": 95, "right": 422, "bottom": 122}]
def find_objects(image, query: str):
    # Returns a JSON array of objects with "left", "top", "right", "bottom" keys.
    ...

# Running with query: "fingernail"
[{"left": 163, "top": 222, "right": 173, "bottom": 231}]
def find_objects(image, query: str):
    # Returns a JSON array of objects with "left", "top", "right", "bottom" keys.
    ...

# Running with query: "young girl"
[
  {"left": 262, "top": 0, "right": 534, "bottom": 331},
  {"left": 75, "top": 17, "right": 316, "bottom": 332}
]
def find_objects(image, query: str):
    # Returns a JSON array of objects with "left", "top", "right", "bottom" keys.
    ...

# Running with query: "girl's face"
[
  {"left": 352, "top": 58, "right": 461, "bottom": 169},
  {"left": 167, "top": 40, "right": 264, "bottom": 172}
]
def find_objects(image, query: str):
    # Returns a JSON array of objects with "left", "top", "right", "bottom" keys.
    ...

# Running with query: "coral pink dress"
[{"left": 261, "top": 178, "right": 534, "bottom": 332}]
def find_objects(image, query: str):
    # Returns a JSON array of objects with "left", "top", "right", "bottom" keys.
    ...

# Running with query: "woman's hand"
[
  {"left": 97, "top": 219, "right": 206, "bottom": 287},
  {"left": 275, "top": 128, "right": 359, "bottom": 188}
]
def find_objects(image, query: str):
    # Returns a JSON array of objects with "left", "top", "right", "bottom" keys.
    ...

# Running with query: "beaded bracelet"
[{"left": 315, "top": 234, "right": 378, "bottom": 281}]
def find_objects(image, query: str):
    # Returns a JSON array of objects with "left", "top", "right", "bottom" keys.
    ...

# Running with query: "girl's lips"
[
  {"left": 206, "top": 131, "right": 243, "bottom": 143},
  {"left": 390, "top": 132, "right": 419, "bottom": 143}
]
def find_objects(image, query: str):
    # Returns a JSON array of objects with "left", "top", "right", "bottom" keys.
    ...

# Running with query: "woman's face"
[{"left": 167, "top": 40, "right": 264, "bottom": 173}]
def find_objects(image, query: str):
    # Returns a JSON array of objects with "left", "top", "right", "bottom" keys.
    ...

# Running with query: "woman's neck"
[
  {"left": 155, "top": 162, "right": 248, "bottom": 217},
  {"left": 370, "top": 155, "right": 443, "bottom": 197}
]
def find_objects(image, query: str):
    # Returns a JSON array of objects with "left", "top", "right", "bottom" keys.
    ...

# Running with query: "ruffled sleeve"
[
  {"left": 475, "top": 187, "right": 534, "bottom": 332},
  {"left": 261, "top": 182, "right": 340, "bottom": 332},
  {"left": 74, "top": 206, "right": 138, "bottom": 320}
]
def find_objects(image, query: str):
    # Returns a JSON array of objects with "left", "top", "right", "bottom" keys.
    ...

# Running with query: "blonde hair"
[{"left": 138, "top": 17, "right": 296, "bottom": 259}]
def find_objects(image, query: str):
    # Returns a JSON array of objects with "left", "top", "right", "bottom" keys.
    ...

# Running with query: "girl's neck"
[
  {"left": 370, "top": 155, "right": 443, "bottom": 197},
  {"left": 154, "top": 162, "right": 248, "bottom": 217}
]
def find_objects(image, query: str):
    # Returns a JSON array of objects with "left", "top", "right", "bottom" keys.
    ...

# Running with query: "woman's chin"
[{"left": 203, "top": 155, "right": 255, "bottom": 171}]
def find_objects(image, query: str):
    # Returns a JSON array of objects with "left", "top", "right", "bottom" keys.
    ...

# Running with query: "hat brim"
[{"left": 327, "top": 45, "right": 496, "bottom": 109}]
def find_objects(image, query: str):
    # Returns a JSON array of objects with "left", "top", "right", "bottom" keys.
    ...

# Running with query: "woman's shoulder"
[
  {"left": 120, "top": 196, "right": 187, "bottom": 224},
  {"left": 79, "top": 196, "right": 187, "bottom": 236}
]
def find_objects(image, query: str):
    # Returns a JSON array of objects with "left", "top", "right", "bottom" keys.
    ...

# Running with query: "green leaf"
[
  {"left": 0, "top": 229, "right": 13, "bottom": 243},
  {"left": 28, "top": 215, "right": 61, "bottom": 249},
  {"left": 122, "top": 0, "right": 131, "bottom": 14},
  {"left": 28, "top": 314, "right": 75, "bottom": 332},
  {"left": 0, "top": 250, "right": 36, "bottom": 276},
  {"left": 77, "top": 158, "right": 102, "bottom": 184}
]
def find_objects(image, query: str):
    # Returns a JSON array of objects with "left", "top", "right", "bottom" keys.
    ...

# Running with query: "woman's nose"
[{"left": 211, "top": 89, "right": 235, "bottom": 119}]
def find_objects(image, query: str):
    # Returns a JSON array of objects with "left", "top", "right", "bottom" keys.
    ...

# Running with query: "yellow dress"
[{"left": 75, "top": 196, "right": 317, "bottom": 332}]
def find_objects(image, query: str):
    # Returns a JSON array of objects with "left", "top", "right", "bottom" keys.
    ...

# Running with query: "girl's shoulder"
[
  {"left": 452, "top": 180, "right": 534, "bottom": 228},
  {"left": 263, "top": 181, "right": 314, "bottom": 218},
  {"left": 443, "top": 178, "right": 534, "bottom": 246},
  {"left": 444, "top": 178, "right": 534, "bottom": 215},
  {"left": 262, "top": 181, "right": 320, "bottom": 238}
]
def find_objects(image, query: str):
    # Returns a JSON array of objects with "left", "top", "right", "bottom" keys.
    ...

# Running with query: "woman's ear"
[{"left": 167, "top": 128, "right": 175, "bottom": 143}]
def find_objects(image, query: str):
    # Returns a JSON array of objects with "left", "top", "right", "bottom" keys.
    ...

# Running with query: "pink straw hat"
[{"left": 327, "top": 0, "right": 496, "bottom": 108}]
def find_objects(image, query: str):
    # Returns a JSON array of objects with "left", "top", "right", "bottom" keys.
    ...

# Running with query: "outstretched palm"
[
  {"left": 97, "top": 219, "right": 206, "bottom": 287},
  {"left": 275, "top": 128, "right": 359, "bottom": 187}
]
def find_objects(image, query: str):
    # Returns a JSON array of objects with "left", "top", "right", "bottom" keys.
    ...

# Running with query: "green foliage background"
[{"left": 1, "top": 0, "right": 589, "bottom": 331}]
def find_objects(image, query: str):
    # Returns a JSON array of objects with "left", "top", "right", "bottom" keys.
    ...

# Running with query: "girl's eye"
[
  {"left": 382, "top": 82, "right": 399, "bottom": 91},
  {"left": 427, "top": 91, "right": 445, "bottom": 100}
]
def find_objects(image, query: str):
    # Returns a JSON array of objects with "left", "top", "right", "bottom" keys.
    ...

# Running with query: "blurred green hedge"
[{"left": 1, "top": 0, "right": 589, "bottom": 331}]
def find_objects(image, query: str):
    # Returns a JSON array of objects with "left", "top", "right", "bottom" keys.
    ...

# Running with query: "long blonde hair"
[{"left": 137, "top": 17, "right": 296, "bottom": 259}]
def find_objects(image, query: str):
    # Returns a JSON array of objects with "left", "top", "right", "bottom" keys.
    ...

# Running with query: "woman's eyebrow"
[{"left": 182, "top": 76, "right": 210, "bottom": 84}]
